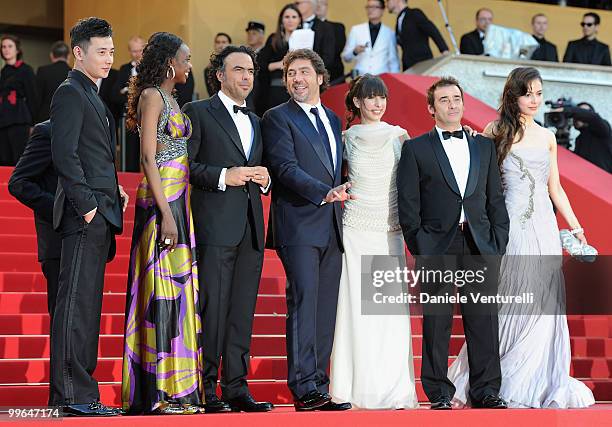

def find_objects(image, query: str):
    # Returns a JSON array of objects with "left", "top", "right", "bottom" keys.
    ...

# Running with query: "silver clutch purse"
[{"left": 559, "top": 228, "right": 598, "bottom": 262}]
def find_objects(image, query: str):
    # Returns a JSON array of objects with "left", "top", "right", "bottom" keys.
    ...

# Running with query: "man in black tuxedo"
[
  {"left": 49, "top": 17, "right": 128, "bottom": 416},
  {"left": 316, "top": 0, "right": 347, "bottom": 84},
  {"left": 530, "top": 13, "right": 558, "bottom": 62},
  {"left": 459, "top": 8, "right": 492, "bottom": 56},
  {"left": 397, "top": 77, "right": 509, "bottom": 410},
  {"left": 387, "top": 0, "right": 448, "bottom": 70},
  {"left": 295, "top": 0, "right": 336, "bottom": 76},
  {"left": 8, "top": 120, "right": 60, "bottom": 319},
  {"left": 8, "top": 120, "right": 61, "bottom": 406},
  {"left": 564, "top": 12, "right": 611, "bottom": 66},
  {"left": 111, "top": 36, "right": 145, "bottom": 171},
  {"left": 183, "top": 45, "right": 274, "bottom": 414},
  {"left": 36, "top": 42, "right": 71, "bottom": 122},
  {"left": 262, "top": 49, "right": 352, "bottom": 412}
]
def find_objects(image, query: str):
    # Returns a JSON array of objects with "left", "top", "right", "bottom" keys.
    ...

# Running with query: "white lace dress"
[{"left": 329, "top": 122, "right": 418, "bottom": 409}]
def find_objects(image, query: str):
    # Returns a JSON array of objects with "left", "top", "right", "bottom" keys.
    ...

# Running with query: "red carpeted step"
[
  {"left": 0, "top": 293, "right": 286, "bottom": 315},
  {"left": 2, "top": 356, "right": 609, "bottom": 385},
  {"left": 0, "top": 253, "right": 286, "bottom": 276},
  {"left": 0, "top": 335, "right": 471, "bottom": 359},
  {"left": 0, "top": 357, "right": 290, "bottom": 384},
  {"left": 0, "top": 271, "right": 287, "bottom": 294},
  {"left": 0, "top": 313, "right": 287, "bottom": 336}
]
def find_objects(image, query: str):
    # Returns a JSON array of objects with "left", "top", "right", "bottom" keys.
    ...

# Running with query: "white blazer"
[{"left": 342, "top": 22, "right": 400, "bottom": 75}]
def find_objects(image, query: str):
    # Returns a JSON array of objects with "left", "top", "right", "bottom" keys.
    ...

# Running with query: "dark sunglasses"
[{"left": 580, "top": 22, "right": 595, "bottom": 27}]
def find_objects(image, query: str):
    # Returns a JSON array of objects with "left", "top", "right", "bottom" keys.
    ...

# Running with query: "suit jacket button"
[
  {"left": 457, "top": 199, "right": 462, "bottom": 203},
  {"left": 243, "top": 187, "right": 248, "bottom": 193}
]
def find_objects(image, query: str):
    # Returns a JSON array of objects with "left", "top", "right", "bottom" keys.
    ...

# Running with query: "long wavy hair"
[
  {"left": 126, "top": 32, "right": 183, "bottom": 131},
  {"left": 272, "top": 4, "right": 303, "bottom": 52},
  {"left": 344, "top": 74, "right": 388, "bottom": 129},
  {"left": 492, "top": 67, "right": 542, "bottom": 166}
]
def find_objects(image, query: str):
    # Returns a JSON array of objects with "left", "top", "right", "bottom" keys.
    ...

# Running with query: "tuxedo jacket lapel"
[
  {"left": 209, "top": 94, "right": 247, "bottom": 159},
  {"left": 248, "top": 112, "right": 260, "bottom": 163},
  {"left": 429, "top": 129, "right": 461, "bottom": 195},
  {"left": 288, "top": 100, "right": 334, "bottom": 178},
  {"left": 464, "top": 133, "right": 481, "bottom": 198}
]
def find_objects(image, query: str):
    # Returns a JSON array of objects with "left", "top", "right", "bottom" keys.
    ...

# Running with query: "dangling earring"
[{"left": 166, "top": 65, "right": 176, "bottom": 80}]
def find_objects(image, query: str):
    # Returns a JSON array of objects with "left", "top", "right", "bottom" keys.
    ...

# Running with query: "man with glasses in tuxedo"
[{"left": 563, "top": 12, "right": 610, "bottom": 66}]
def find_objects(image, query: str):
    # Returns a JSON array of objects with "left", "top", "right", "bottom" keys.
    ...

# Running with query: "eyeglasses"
[
  {"left": 580, "top": 22, "right": 595, "bottom": 27},
  {"left": 365, "top": 5, "right": 383, "bottom": 9}
]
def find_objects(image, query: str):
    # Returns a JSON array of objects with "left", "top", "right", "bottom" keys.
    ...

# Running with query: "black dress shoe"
[
  {"left": 294, "top": 391, "right": 332, "bottom": 411},
  {"left": 63, "top": 401, "right": 121, "bottom": 416},
  {"left": 316, "top": 401, "right": 352, "bottom": 411},
  {"left": 225, "top": 394, "right": 274, "bottom": 412},
  {"left": 473, "top": 395, "right": 507, "bottom": 409},
  {"left": 204, "top": 395, "right": 232, "bottom": 413},
  {"left": 430, "top": 397, "right": 452, "bottom": 410}
]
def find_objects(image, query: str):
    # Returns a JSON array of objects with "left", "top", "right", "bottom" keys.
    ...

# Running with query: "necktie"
[
  {"left": 233, "top": 105, "right": 250, "bottom": 115},
  {"left": 310, "top": 107, "right": 334, "bottom": 168},
  {"left": 442, "top": 130, "right": 464, "bottom": 140}
]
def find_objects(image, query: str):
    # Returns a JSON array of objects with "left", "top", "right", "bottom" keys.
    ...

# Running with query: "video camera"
[{"left": 544, "top": 97, "right": 575, "bottom": 148}]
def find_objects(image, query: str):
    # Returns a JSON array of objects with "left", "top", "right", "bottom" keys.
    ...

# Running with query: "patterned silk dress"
[{"left": 122, "top": 88, "right": 203, "bottom": 413}]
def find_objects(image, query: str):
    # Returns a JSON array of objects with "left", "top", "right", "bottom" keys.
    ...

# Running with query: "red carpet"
[{"left": 0, "top": 75, "right": 611, "bottom": 425}]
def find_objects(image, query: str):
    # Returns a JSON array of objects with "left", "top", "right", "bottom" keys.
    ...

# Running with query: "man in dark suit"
[
  {"left": 388, "top": 0, "right": 449, "bottom": 70},
  {"left": 530, "top": 13, "right": 558, "bottom": 62},
  {"left": 316, "top": 0, "right": 347, "bottom": 84},
  {"left": 459, "top": 8, "right": 493, "bottom": 56},
  {"left": 397, "top": 77, "right": 509, "bottom": 410},
  {"left": 295, "top": 0, "right": 336, "bottom": 77},
  {"left": 36, "top": 42, "right": 71, "bottom": 122},
  {"left": 49, "top": 17, "right": 128, "bottom": 416},
  {"left": 262, "top": 49, "right": 352, "bottom": 412},
  {"left": 183, "top": 45, "right": 274, "bottom": 414},
  {"left": 564, "top": 12, "right": 611, "bottom": 66},
  {"left": 111, "top": 36, "right": 145, "bottom": 171},
  {"left": 8, "top": 121, "right": 60, "bottom": 318},
  {"left": 8, "top": 120, "right": 61, "bottom": 406}
]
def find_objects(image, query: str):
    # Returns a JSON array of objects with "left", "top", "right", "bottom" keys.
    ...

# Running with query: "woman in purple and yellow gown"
[{"left": 121, "top": 32, "right": 203, "bottom": 415}]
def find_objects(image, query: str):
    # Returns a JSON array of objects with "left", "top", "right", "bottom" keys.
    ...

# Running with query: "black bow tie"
[
  {"left": 233, "top": 105, "right": 250, "bottom": 115},
  {"left": 442, "top": 130, "right": 464, "bottom": 140}
]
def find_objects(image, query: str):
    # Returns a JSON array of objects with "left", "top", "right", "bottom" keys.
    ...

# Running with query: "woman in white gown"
[
  {"left": 448, "top": 67, "right": 595, "bottom": 408},
  {"left": 329, "top": 75, "right": 418, "bottom": 409}
]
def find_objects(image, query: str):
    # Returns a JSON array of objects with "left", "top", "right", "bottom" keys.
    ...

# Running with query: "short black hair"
[
  {"left": 50, "top": 40, "right": 69, "bottom": 59},
  {"left": 215, "top": 32, "right": 232, "bottom": 44},
  {"left": 208, "top": 45, "right": 258, "bottom": 93},
  {"left": 583, "top": 12, "right": 601, "bottom": 26},
  {"left": 577, "top": 102, "right": 595, "bottom": 112},
  {"left": 69, "top": 17, "right": 112, "bottom": 51}
]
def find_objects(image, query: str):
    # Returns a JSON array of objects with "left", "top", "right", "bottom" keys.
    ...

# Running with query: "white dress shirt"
[
  {"left": 296, "top": 100, "right": 338, "bottom": 169},
  {"left": 342, "top": 22, "right": 400, "bottom": 75},
  {"left": 302, "top": 14, "right": 316, "bottom": 30},
  {"left": 217, "top": 90, "right": 269, "bottom": 193},
  {"left": 435, "top": 126, "right": 470, "bottom": 223}
]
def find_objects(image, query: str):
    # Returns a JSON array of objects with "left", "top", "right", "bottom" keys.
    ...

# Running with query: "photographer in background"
[{"left": 552, "top": 103, "right": 612, "bottom": 173}]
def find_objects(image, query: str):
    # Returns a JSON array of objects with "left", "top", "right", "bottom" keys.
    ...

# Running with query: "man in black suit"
[
  {"left": 459, "top": 8, "right": 493, "bottom": 56},
  {"left": 397, "top": 77, "right": 509, "bottom": 410},
  {"left": 564, "top": 12, "right": 611, "bottom": 66},
  {"left": 316, "top": 0, "right": 347, "bottom": 84},
  {"left": 295, "top": 0, "right": 336, "bottom": 77},
  {"left": 8, "top": 120, "right": 61, "bottom": 406},
  {"left": 36, "top": 42, "right": 71, "bottom": 122},
  {"left": 388, "top": 0, "right": 449, "bottom": 70},
  {"left": 262, "top": 49, "right": 352, "bottom": 412},
  {"left": 111, "top": 36, "right": 145, "bottom": 171},
  {"left": 8, "top": 121, "right": 60, "bottom": 318},
  {"left": 530, "top": 13, "right": 558, "bottom": 62},
  {"left": 49, "top": 17, "right": 128, "bottom": 416},
  {"left": 183, "top": 45, "right": 274, "bottom": 414}
]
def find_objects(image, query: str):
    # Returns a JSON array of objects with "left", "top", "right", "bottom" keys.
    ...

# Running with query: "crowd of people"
[
  {"left": 2, "top": 0, "right": 611, "bottom": 170},
  {"left": 7, "top": 10, "right": 603, "bottom": 417}
]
